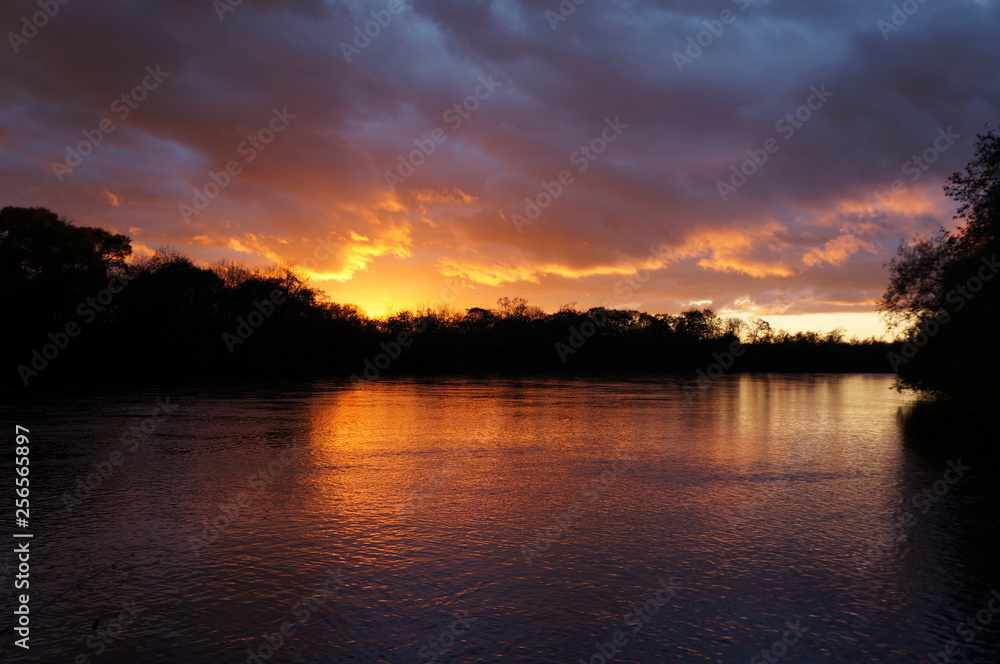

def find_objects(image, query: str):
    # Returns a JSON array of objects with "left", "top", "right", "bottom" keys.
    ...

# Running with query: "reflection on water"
[{"left": 1, "top": 375, "right": 998, "bottom": 663}]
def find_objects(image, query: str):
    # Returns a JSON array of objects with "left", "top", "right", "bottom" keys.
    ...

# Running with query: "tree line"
[
  {"left": 6, "top": 127, "right": 997, "bottom": 393},
  {"left": 1, "top": 206, "right": 896, "bottom": 388}
]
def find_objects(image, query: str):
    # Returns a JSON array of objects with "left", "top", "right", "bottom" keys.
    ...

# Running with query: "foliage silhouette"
[
  {"left": 879, "top": 126, "right": 1000, "bottom": 403},
  {"left": 1, "top": 205, "right": 897, "bottom": 388}
]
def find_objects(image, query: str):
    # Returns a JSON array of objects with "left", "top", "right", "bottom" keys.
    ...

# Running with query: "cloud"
[{"left": 2, "top": 0, "right": 999, "bottom": 335}]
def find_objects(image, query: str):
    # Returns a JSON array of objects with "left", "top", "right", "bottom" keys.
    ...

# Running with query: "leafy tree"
[
  {"left": 676, "top": 309, "right": 718, "bottom": 340},
  {"left": 0, "top": 207, "right": 131, "bottom": 369},
  {"left": 879, "top": 126, "right": 1000, "bottom": 400}
]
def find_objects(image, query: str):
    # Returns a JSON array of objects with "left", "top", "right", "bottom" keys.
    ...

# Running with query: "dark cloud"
[{"left": 1, "top": 0, "right": 998, "bottom": 332}]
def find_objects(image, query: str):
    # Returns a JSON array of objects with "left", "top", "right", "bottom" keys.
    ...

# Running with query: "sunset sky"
[{"left": 3, "top": 0, "right": 998, "bottom": 338}]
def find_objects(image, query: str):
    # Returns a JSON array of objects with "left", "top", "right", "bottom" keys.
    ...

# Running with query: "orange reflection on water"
[{"left": 295, "top": 375, "right": 913, "bottom": 580}]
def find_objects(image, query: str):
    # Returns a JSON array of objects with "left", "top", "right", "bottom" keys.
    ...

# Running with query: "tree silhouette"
[
  {"left": 2, "top": 205, "right": 900, "bottom": 387},
  {"left": 879, "top": 126, "right": 1000, "bottom": 402},
  {"left": 1, "top": 207, "right": 131, "bottom": 380}
]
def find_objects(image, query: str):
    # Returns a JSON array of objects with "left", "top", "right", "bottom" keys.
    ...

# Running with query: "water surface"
[{"left": 2, "top": 375, "right": 998, "bottom": 663}]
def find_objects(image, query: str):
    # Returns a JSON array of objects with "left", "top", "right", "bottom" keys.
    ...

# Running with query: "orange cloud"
[
  {"left": 679, "top": 224, "right": 797, "bottom": 278},
  {"left": 802, "top": 234, "right": 878, "bottom": 267},
  {"left": 435, "top": 255, "right": 658, "bottom": 287},
  {"left": 413, "top": 188, "right": 478, "bottom": 206},
  {"left": 301, "top": 222, "right": 413, "bottom": 283},
  {"left": 103, "top": 190, "right": 122, "bottom": 207},
  {"left": 127, "top": 241, "right": 157, "bottom": 261}
]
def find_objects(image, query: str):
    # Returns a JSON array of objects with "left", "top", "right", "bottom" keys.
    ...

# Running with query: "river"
[{"left": 2, "top": 374, "right": 998, "bottom": 663}]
